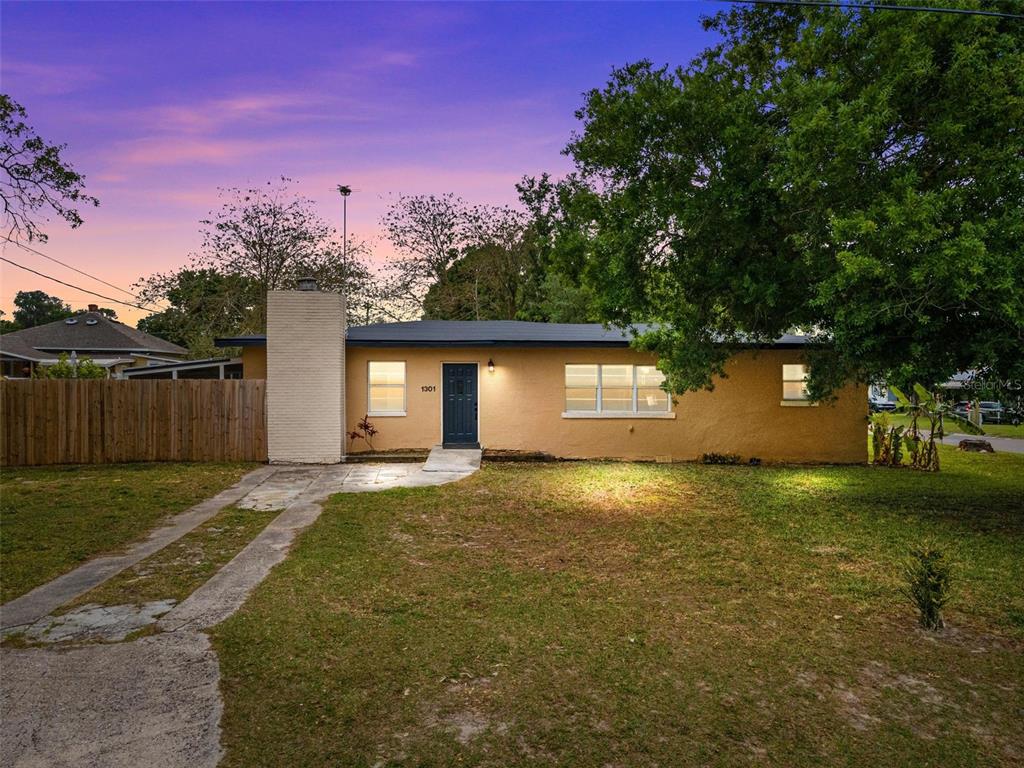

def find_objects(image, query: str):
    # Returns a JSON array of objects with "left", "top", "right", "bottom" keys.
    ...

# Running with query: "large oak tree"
[{"left": 554, "top": 4, "right": 1023, "bottom": 397}]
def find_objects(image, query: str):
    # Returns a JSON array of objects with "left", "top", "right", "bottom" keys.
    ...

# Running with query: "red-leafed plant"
[{"left": 347, "top": 414, "right": 379, "bottom": 452}]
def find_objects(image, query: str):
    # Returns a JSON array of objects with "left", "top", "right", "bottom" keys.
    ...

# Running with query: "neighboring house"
[
  {"left": 215, "top": 283, "right": 866, "bottom": 464},
  {"left": 0, "top": 305, "right": 187, "bottom": 378},
  {"left": 120, "top": 357, "right": 243, "bottom": 380}
]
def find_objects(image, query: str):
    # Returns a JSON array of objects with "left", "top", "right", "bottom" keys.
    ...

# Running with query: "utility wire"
[
  {"left": 722, "top": 0, "right": 1024, "bottom": 19},
  {"left": 1, "top": 237, "right": 169, "bottom": 308},
  {"left": 0, "top": 255, "right": 163, "bottom": 313}
]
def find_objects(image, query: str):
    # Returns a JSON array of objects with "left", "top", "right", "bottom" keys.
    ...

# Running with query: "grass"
[
  {"left": 58, "top": 504, "right": 279, "bottom": 612},
  {"left": 975, "top": 422, "right": 1024, "bottom": 439},
  {"left": 0, "top": 462, "right": 255, "bottom": 603},
  {"left": 214, "top": 447, "right": 1023, "bottom": 767}
]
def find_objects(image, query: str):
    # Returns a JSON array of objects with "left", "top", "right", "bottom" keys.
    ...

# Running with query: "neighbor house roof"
[
  {"left": 0, "top": 311, "right": 187, "bottom": 361},
  {"left": 215, "top": 320, "right": 810, "bottom": 349}
]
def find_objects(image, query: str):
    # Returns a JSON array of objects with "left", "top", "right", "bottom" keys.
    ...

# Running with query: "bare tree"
[
  {"left": 136, "top": 178, "right": 384, "bottom": 352},
  {"left": 0, "top": 94, "right": 98, "bottom": 242},
  {"left": 380, "top": 193, "right": 528, "bottom": 319}
]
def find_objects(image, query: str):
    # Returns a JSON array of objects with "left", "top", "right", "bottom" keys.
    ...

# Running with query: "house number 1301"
[{"left": 421, "top": 385, "right": 436, "bottom": 392}]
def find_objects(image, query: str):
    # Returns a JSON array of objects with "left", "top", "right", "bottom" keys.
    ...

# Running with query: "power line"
[
  {"left": 0, "top": 255, "right": 164, "bottom": 313},
  {"left": 1, "top": 237, "right": 168, "bottom": 308},
  {"left": 722, "top": 1, "right": 1024, "bottom": 19}
]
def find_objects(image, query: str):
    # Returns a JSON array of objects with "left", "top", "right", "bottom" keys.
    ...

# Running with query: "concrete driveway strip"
[
  {"left": 2, "top": 455, "right": 479, "bottom": 768},
  {"left": 159, "top": 456, "right": 478, "bottom": 632},
  {"left": 0, "top": 465, "right": 279, "bottom": 632}
]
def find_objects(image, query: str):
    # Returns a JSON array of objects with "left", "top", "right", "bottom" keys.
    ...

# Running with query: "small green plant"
[
  {"left": 346, "top": 414, "right": 378, "bottom": 452},
  {"left": 700, "top": 452, "right": 742, "bottom": 465},
  {"left": 901, "top": 546, "right": 952, "bottom": 630}
]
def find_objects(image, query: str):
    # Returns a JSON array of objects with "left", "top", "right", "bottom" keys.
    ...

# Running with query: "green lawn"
[
  {"left": 974, "top": 422, "right": 1024, "bottom": 439},
  {"left": 214, "top": 448, "right": 1023, "bottom": 767},
  {"left": 0, "top": 463, "right": 255, "bottom": 603}
]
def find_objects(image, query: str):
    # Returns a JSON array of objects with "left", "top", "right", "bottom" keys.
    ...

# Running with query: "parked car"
[
  {"left": 869, "top": 397, "right": 897, "bottom": 413},
  {"left": 978, "top": 401, "right": 1005, "bottom": 424},
  {"left": 952, "top": 401, "right": 972, "bottom": 418}
]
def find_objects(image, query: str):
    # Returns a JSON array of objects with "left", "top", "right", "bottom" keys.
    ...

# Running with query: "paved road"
[
  {"left": 1, "top": 451, "right": 479, "bottom": 768},
  {"left": 939, "top": 433, "right": 1024, "bottom": 454}
]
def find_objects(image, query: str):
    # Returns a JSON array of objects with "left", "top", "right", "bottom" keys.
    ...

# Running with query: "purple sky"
[{"left": 2, "top": 1, "right": 715, "bottom": 324}]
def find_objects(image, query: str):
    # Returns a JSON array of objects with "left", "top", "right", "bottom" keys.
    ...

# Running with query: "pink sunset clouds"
[{"left": 1, "top": 1, "right": 710, "bottom": 325}]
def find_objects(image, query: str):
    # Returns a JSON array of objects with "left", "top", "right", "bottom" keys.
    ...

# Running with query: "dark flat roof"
[
  {"left": 216, "top": 321, "right": 810, "bottom": 349},
  {"left": 120, "top": 357, "right": 238, "bottom": 375}
]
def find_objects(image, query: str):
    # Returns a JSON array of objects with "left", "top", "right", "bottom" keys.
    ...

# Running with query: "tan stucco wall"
[
  {"left": 242, "top": 347, "right": 267, "bottom": 379},
  {"left": 344, "top": 346, "right": 867, "bottom": 464}
]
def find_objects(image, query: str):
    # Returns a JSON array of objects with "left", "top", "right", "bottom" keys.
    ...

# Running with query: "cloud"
[
  {"left": 0, "top": 59, "right": 103, "bottom": 96},
  {"left": 111, "top": 135, "right": 317, "bottom": 168}
]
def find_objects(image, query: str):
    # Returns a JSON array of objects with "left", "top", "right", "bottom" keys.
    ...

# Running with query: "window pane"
[
  {"left": 602, "top": 386, "right": 633, "bottom": 412},
  {"left": 637, "top": 388, "right": 670, "bottom": 412},
  {"left": 565, "top": 364, "right": 598, "bottom": 388},
  {"left": 565, "top": 365, "right": 598, "bottom": 411},
  {"left": 370, "top": 386, "right": 405, "bottom": 412},
  {"left": 782, "top": 364, "right": 807, "bottom": 382},
  {"left": 601, "top": 365, "right": 632, "bottom": 388},
  {"left": 783, "top": 381, "right": 809, "bottom": 400},
  {"left": 566, "top": 390, "right": 598, "bottom": 411},
  {"left": 369, "top": 361, "right": 405, "bottom": 386},
  {"left": 369, "top": 361, "right": 405, "bottom": 412},
  {"left": 636, "top": 365, "right": 665, "bottom": 387}
]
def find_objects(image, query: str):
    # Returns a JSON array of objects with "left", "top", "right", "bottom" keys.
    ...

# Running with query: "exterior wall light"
[{"left": 487, "top": 358, "right": 495, "bottom": 373}]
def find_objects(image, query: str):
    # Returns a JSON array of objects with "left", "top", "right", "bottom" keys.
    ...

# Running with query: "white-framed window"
[
  {"left": 368, "top": 361, "right": 406, "bottom": 415},
  {"left": 782, "top": 364, "right": 810, "bottom": 402},
  {"left": 564, "top": 364, "right": 671, "bottom": 415}
]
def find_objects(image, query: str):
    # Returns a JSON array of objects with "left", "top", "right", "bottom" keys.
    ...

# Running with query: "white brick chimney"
[{"left": 266, "top": 281, "right": 346, "bottom": 463}]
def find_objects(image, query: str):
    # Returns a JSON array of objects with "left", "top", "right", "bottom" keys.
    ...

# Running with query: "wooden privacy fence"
[{"left": 1, "top": 379, "right": 267, "bottom": 466}]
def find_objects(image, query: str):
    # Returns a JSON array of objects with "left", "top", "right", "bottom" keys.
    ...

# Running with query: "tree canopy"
[
  {"left": 546, "top": 4, "right": 1023, "bottom": 396},
  {"left": 136, "top": 178, "right": 384, "bottom": 355},
  {"left": 0, "top": 94, "right": 98, "bottom": 243},
  {"left": 387, "top": 188, "right": 599, "bottom": 323}
]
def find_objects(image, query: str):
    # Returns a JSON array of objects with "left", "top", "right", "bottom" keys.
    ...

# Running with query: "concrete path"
[
  {"left": 2, "top": 458, "right": 477, "bottom": 768},
  {"left": 423, "top": 445, "right": 482, "bottom": 473},
  {"left": 0, "top": 465, "right": 279, "bottom": 632},
  {"left": 939, "top": 433, "right": 1024, "bottom": 454}
]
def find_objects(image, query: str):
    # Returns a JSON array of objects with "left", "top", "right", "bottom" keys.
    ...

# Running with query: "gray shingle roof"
[
  {"left": 215, "top": 321, "right": 809, "bottom": 348},
  {"left": 0, "top": 312, "right": 187, "bottom": 361}
]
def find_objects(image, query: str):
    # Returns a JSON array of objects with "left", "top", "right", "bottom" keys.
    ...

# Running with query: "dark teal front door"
[{"left": 442, "top": 363, "right": 478, "bottom": 447}]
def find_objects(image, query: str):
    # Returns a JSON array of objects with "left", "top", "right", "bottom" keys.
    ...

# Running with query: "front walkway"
[{"left": 1, "top": 449, "right": 479, "bottom": 768}]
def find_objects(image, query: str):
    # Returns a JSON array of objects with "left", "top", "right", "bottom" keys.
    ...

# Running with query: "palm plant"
[{"left": 891, "top": 384, "right": 983, "bottom": 471}]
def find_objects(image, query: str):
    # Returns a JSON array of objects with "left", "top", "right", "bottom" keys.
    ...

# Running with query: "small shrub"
[
  {"left": 700, "top": 452, "right": 742, "bottom": 465},
  {"left": 347, "top": 414, "right": 378, "bottom": 452},
  {"left": 37, "top": 352, "right": 107, "bottom": 379},
  {"left": 901, "top": 546, "right": 952, "bottom": 630}
]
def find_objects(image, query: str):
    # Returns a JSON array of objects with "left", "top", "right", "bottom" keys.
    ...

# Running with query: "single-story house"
[
  {"left": 215, "top": 284, "right": 866, "bottom": 464},
  {"left": 0, "top": 306, "right": 187, "bottom": 378},
  {"left": 120, "top": 357, "right": 243, "bottom": 380}
]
